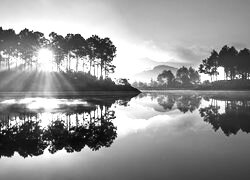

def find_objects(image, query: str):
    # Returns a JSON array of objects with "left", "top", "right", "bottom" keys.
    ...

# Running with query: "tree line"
[
  {"left": 0, "top": 27, "right": 117, "bottom": 78},
  {"left": 133, "top": 66, "right": 200, "bottom": 89},
  {"left": 199, "top": 45, "right": 250, "bottom": 81}
]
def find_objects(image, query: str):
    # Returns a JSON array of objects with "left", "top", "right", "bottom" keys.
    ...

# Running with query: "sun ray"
[
  {"left": 51, "top": 72, "right": 76, "bottom": 92},
  {"left": 37, "top": 48, "right": 54, "bottom": 71},
  {"left": 0, "top": 70, "right": 25, "bottom": 91}
]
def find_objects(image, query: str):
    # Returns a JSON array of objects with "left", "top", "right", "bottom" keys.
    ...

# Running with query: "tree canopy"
[
  {"left": 133, "top": 66, "right": 200, "bottom": 89},
  {"left": 157, "top": 70, "right": 175, "bottom": 87},
  {"left": 199, "top": 45, "right": 250, "bottom": 81},
  {"left": 0, "top": 27, "right": 117, "bottom": 79}
]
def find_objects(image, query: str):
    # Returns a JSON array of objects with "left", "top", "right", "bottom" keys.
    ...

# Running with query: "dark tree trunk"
[{"left": 100, "top": 61, "right": 103, "bottom": 78}]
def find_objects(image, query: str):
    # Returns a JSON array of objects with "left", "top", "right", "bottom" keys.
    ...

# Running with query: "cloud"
[{"left": 174, "top": 46, "right": 209, "bottom": 66}]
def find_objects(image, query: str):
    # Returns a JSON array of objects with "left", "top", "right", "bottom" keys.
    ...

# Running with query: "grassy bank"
[
  {"left": 196, "top": 80, "right": 250, "bottom": 90},
  {"left": 136, "top": 80, "right": 250, "bottom": 91},
  {"left": 0, "top": 70, "right": 140, "bottom": 93}
]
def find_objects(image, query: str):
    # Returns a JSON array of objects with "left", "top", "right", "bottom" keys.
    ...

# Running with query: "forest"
[
  {"left": 199, "top": 45, "right": 250, "bottom": 81},
  {"left": 198, "top": 45, "right": 250, "bottom": 90},
  {"left": 0, "top": 27, "right": 116, "bottom": 76},
  {"left": 0, "top": 27, "right": 139, "bottom": 92}
]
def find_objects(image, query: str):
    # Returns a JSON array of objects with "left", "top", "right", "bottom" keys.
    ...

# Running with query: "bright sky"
[{"left": 1, "top": 0, "right": 250, "bottom": 78}]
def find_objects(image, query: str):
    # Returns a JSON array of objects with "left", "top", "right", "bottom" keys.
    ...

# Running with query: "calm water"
[{"left": 0, "top": 91, "right": 250, "bottom": 180}]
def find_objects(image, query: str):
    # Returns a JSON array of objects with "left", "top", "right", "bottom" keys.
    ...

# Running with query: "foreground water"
[{"left": 0, "top": 90, "right": 250, "bottom": 180}]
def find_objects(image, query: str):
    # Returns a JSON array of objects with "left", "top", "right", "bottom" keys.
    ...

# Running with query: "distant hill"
[
  {"left": 134, "top": 57, "right": 181, "bottom": 71},
  {"left": 134, "top": 65, "right": 178, "bottom": 82}
]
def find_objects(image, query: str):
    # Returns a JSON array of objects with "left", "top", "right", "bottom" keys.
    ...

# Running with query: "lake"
[{"left": 0, "top": 90, "right": 250, "bottom": 180}]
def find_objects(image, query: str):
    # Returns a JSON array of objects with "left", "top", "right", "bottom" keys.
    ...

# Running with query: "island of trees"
[{"left": 0, "top": 27, "right": 139, "bottom": 92}]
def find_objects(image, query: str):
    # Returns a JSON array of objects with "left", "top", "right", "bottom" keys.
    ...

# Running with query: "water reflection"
[
  {"left": 200, "top": 98, "right": 250, "bottom": 136},
  {"left": 140, "top": 92, "right": 202, "bottom": 113},
  {"left": 137, "top": 91, "right": 250, "bottom": 136},
  {"left": 1, "top": 91, "right": 250, "bottom": 160},
  {"left": 0, "top": 94, "right": 136, "bottom": 158}
]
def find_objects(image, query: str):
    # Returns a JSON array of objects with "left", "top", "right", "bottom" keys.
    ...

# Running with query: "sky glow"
[
  {"left": 1, "top": 0, "right": 250, "bottom": 78},
  {"left": 37, "top": 48, "right": 54, "bottom": 71}
]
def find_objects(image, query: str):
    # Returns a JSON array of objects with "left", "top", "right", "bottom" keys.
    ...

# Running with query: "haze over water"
[{"left": 0, "top": 91, "right": 250, "bottom": 180}]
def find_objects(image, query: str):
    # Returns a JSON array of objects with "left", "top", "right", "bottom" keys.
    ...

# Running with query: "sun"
[{"left": 38, "top": 48, "right": 54, "bottom": 71}]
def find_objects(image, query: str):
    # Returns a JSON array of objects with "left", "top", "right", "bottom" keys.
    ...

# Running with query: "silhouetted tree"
[
  {"left": 200, "top": 45, "right": 250, "bottom": 81},
  {"left": 49, "top": 32, "right": 66, "bottom": 71},
  {"left": 238, "top": 48, "right": 250, "bottom": 80},
  {"left": 0, "top": 27, "right": 117, "bottom": 79},
  {"left": 157, "top": 70, "right": 175, "bottom": 87},
  {"left": 176, "top": 66, "right": 200, "bottom": 86},
  {"left": 199, "top": 50, "right": 219, "bottom": 81},
  {"left": 176, "top": 66, "right": 190, "bottom": 85},
  {"left": 189, "top": 67, "right": 200, "bottom": 84},
  {"left": 100, "top": 37, "right": 116, "bottom": 78}
]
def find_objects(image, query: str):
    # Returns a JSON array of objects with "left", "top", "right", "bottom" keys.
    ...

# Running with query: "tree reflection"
[
  {"left": 157, "top": 95, "right": 176, "bottom": 110},
  {"left": 0, "top": 121, "right": 46, "bottom": 158},
  {"left": 145, "top": 92, "right": 250, "bottom": 136},
  {"left": 200, "top": 105, "right": 220, "bottom": 131},
  {"left": 44, "top": 109, "right": 117, "bottom": 154},
  {"left": 0, "top": 94, "right": 134, "bottom": 158},
  {"left": 200, "top": 99, "right": 250, "bottom": 136},
  {"left": 44, "top": 120, "right": 69, "bottom": 154},
  {"left": 176, "top": 95, "right": 201, "bottom": 113},
  {"left": 16, "top": 121, "right": 47, "bottom": 157},
  {"left": 155, "top": 94, "right": 201, "bottom": 113},
  {"left": 86, "top": 110, "right": 117, "bottom": 151}
]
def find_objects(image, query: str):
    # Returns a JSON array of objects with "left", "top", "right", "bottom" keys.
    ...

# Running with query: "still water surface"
[{"left": 0, "top": 91, "right": 250, "bottom": 180}]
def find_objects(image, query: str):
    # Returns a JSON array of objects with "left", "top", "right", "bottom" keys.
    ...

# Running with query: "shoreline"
[
  {"left": 137, "top": 88, "right": 250, "bottom": 91},
  {"left": 134, "top": 80, "right": 250, "bottom": 91},
  {"left": 0, "top": 90, "right": 141, "bottom": 97}
]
